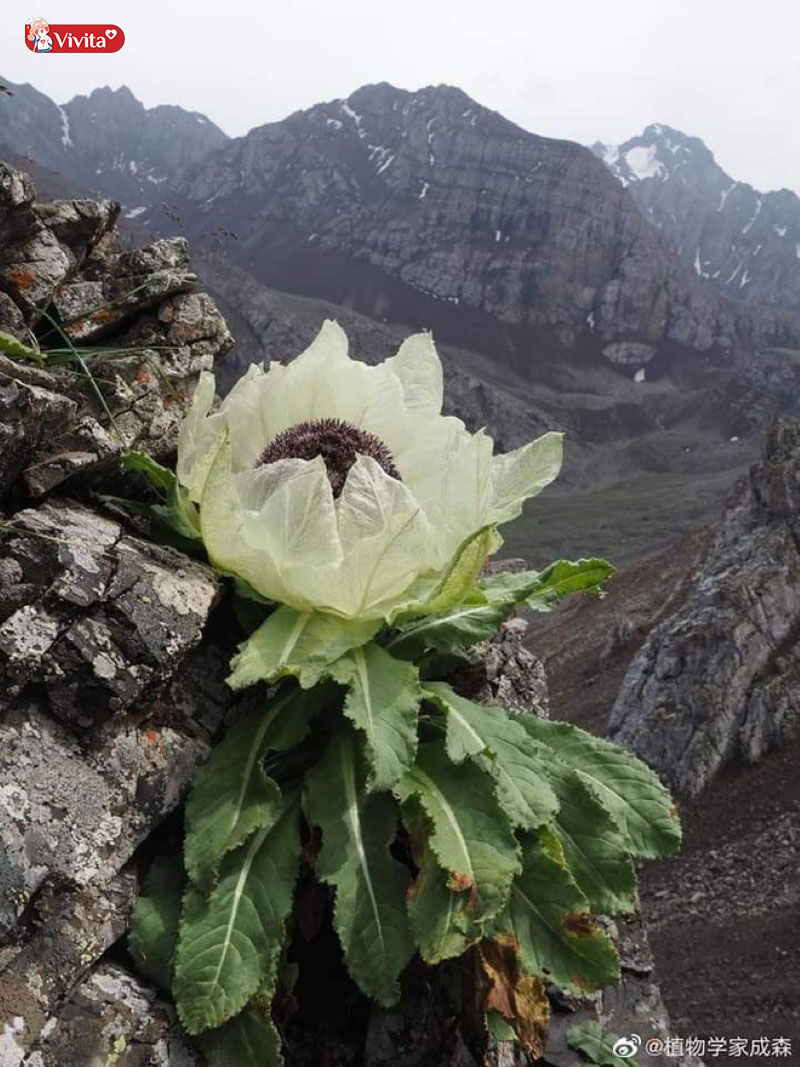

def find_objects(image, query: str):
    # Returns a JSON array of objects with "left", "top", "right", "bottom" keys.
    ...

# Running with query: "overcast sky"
[{"left": 1, "top": 0, "right": 798, "bottom": 192}]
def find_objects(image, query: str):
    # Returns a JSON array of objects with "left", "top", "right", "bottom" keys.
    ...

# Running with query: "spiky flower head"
[
  {"left": 177, "top": 321, "right": 563, "bottom": 621},
  {"left": 258, "top": 418, "right": 401, "bottom": 497}
]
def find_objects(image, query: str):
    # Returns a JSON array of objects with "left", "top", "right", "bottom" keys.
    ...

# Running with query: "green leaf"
[
  {"left": 0, "top": 329, "right": 44, "bottom": 365},
  {"left": 128, "top": 854, "right": 185, "bottom": 991},
  {"left": 481, "top": 558, "right": 615, "bottom": 613},
  {"left": 424, "top": 683, "right": 559, "bottom": 831},
  {"left": 329, "top": 643, "right": 421, "bottom": 792},
  {"left": 173, "top": 796, "right": 302, "bottom": 1034},
  {"left": 489, "top": 831, "right": 620, "bottom": 993},
  {"left": 153, "top": 480, "right": 202, "bottom": 540},
  {"left": 567, "top": 1020, "right": 639, "bottom": 1067},
  {"left": 396, "top": 741, "right": 520, "bottom": 925},
  {"left": 227, "top": 606, "right": 380, "bottom": 690},
  {"left": 198, "top": 995, "right": 283, "bottom": 1067},
  {"left": 184, "top": 686, "right": 319, "bottom": 889},
  {"left": 404, "top": 811, "right": 480, "bottom": 964},
  {"left": 517, "top": 735, "right": 636, "bottom": 914},
  {"left": 516, "top": 718, "right": 681, "bottom": 858},
  {"left": 392, "top": 559, "right": 615, "bottom": 657},
  {"left": 122, "top": 450, "right": 176, "bottom": 493},
  {"left": 486, "top": 1010, "right": 518, "bottom": 1043},
  {"left": 304, "top": 727, "right": 414, "bottom": 1006},
  {"left": 386, "top": 597, "right": 511, "bottom": 658},
  {"left": 120, "top": 450, "right": 202, "bottom": 541}
]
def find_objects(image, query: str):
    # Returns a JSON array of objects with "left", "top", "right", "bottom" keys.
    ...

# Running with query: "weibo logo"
[{"left": 25, "top": 17, "right": 125, "bottom": 53}]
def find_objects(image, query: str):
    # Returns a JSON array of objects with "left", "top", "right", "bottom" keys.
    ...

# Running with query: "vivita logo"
[{"left": 24, "top": 19, "right": 125, "bottom": 53}]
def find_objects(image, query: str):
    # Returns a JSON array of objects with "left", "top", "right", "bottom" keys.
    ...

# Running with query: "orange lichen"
[{"left": 4, "top": 267, "right": 37, "bottom": 291}]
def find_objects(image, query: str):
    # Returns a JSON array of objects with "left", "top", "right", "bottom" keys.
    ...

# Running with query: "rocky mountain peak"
[
  {"left": 591, "top": 123, "right": 719, "bottom": 189},
  {"left": 593, "top": 123, "right": 800, "bottom": 314},
  {"left": 0, "top": 74, "right": 227, "bottom": 212}
]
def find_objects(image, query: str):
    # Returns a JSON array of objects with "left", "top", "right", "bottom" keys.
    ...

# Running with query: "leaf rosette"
[{"left": 123, "top": 321, "right": 680, "bottom": 1066}]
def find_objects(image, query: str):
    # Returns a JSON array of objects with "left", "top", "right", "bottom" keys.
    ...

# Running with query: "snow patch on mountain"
[
  {"left": 718, "top": 183, "right": 737, "bottom": 211},
  {"left": 57, "top": 106, "right": 72, "bottom": 149},
  {"left": 341, "top": 101, "right": 366, "bottom": 139},
  {"left": 625, "top": 144, "right": 665, "bottom": 182},
  {"left": 741, "top": 197, "right": 762, "bottom": 234}
]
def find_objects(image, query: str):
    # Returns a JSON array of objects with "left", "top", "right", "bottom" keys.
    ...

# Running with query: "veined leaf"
[
  {"left": 396, "top": 741, "right": 520, "bottom": 925},
  {"left": 184, "top": 686, "right": 320, "bottom": 889},
  {"left": 0, "top": 329, "right": 44, "bottom": 365},
  {"left": 567, "top": 1020, "right": 639, "bottom": 1067},
  {"left": 480, "top": 558, "right": 615, "bottom": 613},
  {"left": 489, "top": 831, "right": 620, "bottom": 993},
  {"left": 424, "top": 683, "right": 559, "bottom": 831},
  {"left": 129, "top": 854, "right": 185, "bottom": 991},
  {"left": 198, "top": 993, "right": 283, "bottom": 1067},
  {"left": 516, "top": 717, "right": 680, "bottom": 858},
  {"left": 305, "top": 727, "right": 414, "bottom": 1006},
  {"left": 386, "top": 597, "right": 511, "bottom": 658},
  {"left": 181, "top": 888, "right": 285, "bottom": 1064},
  {"left": 173, "top": 796, "right": 302, "bottom": 1034},
  {"left": 227, "top": 606, "right": 380, "bottom": 690},
  {"left": 519, "top": 737, "right": 636, "bottom": 914},
  {"left": 330, "top": 642, "right": 421, "bottom": 792},
  {"left": 393, "top": 558, "right": 615, "bottom": 657},
  {"left": 403, "top": 810, "right": 480, "bottom": 964}
]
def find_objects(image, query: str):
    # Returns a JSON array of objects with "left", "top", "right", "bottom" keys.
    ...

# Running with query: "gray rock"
[
  {"left": 0, "top": 501, "right": 220, "bottom": 727},
  {"left": 609, "top": 417, "right": 800, "bottom": 795},
  {"left": 0, "top": 163, "right": 232, "bottom": 501},
  {"left": 0, "top": 292, "right": 27, "bottom": 341},
  {"left": 57, "top": 238, "right": 197, "bottom": 344},
  {"left": 18, "top": 963, "right": 202, "bottom": 1067},
  {"left": 0, "top": 376, "right": 77, "bottom": 496},
  {"left": 0, "top": 874, "right": 136, "bottom": 1063}
]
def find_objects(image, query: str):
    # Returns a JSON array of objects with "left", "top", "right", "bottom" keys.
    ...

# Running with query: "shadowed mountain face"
[
  {"left": 0, "top": 79, "right": 227, "bottom": 211},
  {"left": 592, "top": 123, "right": 800, "bottom": 314}
]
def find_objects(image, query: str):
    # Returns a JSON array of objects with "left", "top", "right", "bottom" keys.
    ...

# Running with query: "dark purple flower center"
[{"left": 258, "top": 418, "right": 401, "bottom": 497}]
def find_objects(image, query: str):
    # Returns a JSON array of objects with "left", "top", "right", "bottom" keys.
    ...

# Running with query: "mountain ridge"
[
  {"left": 3, "top": 75, "right": 800, "bottom": 518},
  {"left": 592, "top": 123, "right": 800, "bottom": 313}
]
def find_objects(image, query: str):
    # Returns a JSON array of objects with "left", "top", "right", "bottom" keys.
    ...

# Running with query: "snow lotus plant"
[{"left": 127, "top": 322, "right": 681, "bottom": 1065}]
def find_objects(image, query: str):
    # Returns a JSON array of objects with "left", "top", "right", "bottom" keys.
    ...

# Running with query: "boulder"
[{"left": 609, "top": 418, "right": 800, "bottom": 796}]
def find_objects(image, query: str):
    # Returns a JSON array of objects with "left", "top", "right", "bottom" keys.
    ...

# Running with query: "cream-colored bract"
[{"left": 177, "top": 321, "right": 563, "bottom": 621}]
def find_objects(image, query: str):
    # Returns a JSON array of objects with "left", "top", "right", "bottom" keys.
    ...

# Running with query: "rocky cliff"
[
  {"left": 593, "top": 124, "right": 800, "bottom": 315},
  {"left": 173, "top": 83, "right": 800, "bottom": 372},
  {"left": 608, "top": 418, "right": 800, "bottom": 796}
]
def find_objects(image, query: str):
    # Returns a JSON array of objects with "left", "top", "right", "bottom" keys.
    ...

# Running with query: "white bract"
[{"left": 177, "top": 321, "right": 563, "bottom": 621}]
